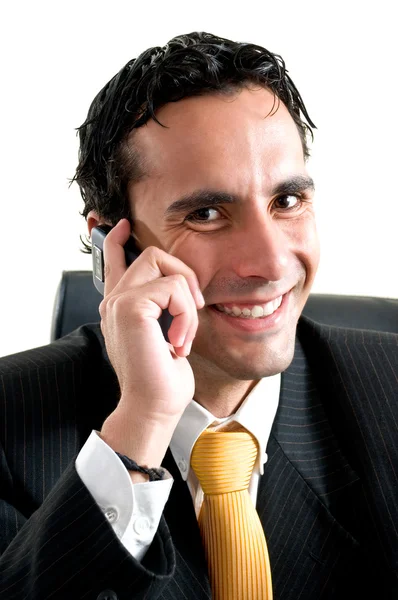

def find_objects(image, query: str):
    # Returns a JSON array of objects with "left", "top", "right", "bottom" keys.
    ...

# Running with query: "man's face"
[{"left": 129, "top": 86, "right": 320, "bottom": 381}]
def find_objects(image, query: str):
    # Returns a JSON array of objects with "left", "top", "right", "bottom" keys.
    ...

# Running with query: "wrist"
[
  {"left": 116, "top": 452, "right": 165, "bottom": 481},
  {"left": 100, "top": 406, "right": 179, "bottom": 468}
]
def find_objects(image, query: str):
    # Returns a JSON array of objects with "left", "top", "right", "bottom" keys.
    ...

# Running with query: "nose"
[{"left": 229, "top": 213, "right": 290, "bottom": 282}]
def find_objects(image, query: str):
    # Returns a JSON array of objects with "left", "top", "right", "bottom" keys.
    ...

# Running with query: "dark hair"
[{"left": 74, "top": 31, "right": 316, "bottom": 253}]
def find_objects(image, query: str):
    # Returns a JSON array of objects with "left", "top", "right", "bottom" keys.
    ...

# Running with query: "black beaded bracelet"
[{"left": 115, "top": 452, "right": 165, "bottom": 481}]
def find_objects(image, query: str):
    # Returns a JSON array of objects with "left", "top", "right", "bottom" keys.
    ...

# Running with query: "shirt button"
[
  {"left": 104, "top": 508, "right": 118, "bottom": 524},
  {"left": 178, "top": 458, "right": 187, "bottom": 473},
  {"left": 133, "top": 516, "right": 150, "bottom": 535}
]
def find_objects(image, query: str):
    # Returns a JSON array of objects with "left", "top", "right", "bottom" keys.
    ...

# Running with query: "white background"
[{"left": 0, "top": 0, "right": 397, "bottom": 357}]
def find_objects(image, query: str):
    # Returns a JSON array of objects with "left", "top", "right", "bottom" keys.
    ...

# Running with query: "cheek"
[
  {"left": 283, "top": 213, "right": 320, "bottom": 266},
  {"left": 168, "top": 232, "right": 220, "bottom": 291},
  {"left": 303, "top": 218, "right": 320, "bottom": 268},
  {"left": 294, "top": 217, "right": 320, "bottom": 284}
]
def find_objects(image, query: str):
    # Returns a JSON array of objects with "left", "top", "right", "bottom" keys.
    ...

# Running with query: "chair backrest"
[{"left": 51, "top": 270, "right": 398, "bottom": 341}]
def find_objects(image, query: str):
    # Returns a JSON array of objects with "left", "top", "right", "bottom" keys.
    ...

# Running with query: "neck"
[{"left": 189, "top": 353, "right": 258, "bottom": 418}]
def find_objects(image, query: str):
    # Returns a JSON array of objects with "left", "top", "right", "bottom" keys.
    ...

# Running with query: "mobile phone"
[
  {"left": 92, "top": 224, "right": 141, "bottom": 295},
  {"left": 91, "top": 224, "right": 172, "bottom": 340}
]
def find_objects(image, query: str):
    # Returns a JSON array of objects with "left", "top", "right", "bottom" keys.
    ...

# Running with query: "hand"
[{"left": 98, "top": 219, "right": 205, "bottom": 465}]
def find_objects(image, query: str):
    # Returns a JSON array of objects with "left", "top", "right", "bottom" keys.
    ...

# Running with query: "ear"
[{"left": 87, "top": 211, "right": 112, "bottom": 237}]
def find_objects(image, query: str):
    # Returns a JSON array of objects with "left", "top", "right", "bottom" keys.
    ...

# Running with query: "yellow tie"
[{"left": 190, "top": 428, "right": 273, "bottom": 600}]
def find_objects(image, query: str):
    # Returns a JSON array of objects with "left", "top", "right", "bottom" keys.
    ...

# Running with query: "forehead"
[{"left": 130, "top": 87, "right": 306, "bottom": 211}]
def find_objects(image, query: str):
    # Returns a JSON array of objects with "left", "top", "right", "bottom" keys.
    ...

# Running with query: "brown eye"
[
  {"left": 273, "top": 195, "right": 302, "bottom": 210},
  {"left": 185, "top": 207, "right": 221, "bottom": 222}
]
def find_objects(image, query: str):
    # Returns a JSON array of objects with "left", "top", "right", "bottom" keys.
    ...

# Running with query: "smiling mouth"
[{"left": 211, "top": 295, "right": 283, "bottom": 319}]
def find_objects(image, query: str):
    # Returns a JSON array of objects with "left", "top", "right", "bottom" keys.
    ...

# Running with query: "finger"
[
  {"left": 109, "top": 275, "right": 199, "bottom": 351},
  {"left": 121, "top": 246, "right": 205, "bottom": 309},
  {"left": 103, "top": 219, "right": 132, "bottom": 296},
  {"left": 164, "top": 275, "right": 198, "bottom": 348},
  {"left": 182, "top": 340, "right": 193, "bottom": 357},
  {"left": 174, "top": 299, "right": 199, "bottom": 352}
]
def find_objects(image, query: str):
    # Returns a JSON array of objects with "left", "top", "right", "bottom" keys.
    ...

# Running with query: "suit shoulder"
[
  {"left": 298, "top": 315, "right": 398, "bottom": 416},
  {"left": 0, "top": 323, "right": 104, "bottom": 376},
  {"left": 298, "top": 315, "right": 397, "bottom": 407},
  {"left": 298, "top": 314, "right": 398, "bottom": 350}
]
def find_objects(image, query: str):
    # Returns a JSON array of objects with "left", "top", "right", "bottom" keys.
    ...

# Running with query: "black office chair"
[{"left": 51, "top": 271, "right": 398, "bottom": 341}]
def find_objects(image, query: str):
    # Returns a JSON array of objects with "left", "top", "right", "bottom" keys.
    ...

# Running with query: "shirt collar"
[{"left": 170, "top": 373, "right": 281, "bottom": 480}]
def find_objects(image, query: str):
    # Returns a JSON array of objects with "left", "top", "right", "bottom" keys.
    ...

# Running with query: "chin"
[
  {"left": 221, "top": 342, "right": 296, "bottom": 380},
  {"left": 192, "top": 326, "right": 297, "bottom": 381}
]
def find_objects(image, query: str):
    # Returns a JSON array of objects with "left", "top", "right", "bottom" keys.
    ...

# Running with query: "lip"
[
  {"left": 212, "top": 294, "right": 285, "bottom": 310},
  {"left": 208, "top": 290, "right": 291, "bottom": 333}
]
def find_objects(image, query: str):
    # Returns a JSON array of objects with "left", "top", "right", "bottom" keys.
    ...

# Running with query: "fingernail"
[
  {"left": 184, "top": 341, "right": 192, "bottom": 356},
  {"left": 196, "top": 290, "right": 205, "bottom": 308},
  {"left": 175, "top": 334, "right": 185, "bottom": 347}
]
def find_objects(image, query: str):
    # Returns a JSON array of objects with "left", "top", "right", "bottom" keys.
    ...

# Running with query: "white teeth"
[
  {"left": 215, "top": 296, "right": 283, "bottom": 319},
  {"left": 251, "top": 305, "right": 264, "bottom": 317}
]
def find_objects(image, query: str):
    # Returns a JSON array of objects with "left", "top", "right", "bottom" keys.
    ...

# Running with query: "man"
[{"left": 0, "top": 32, "right": 397, "bottom": 600}]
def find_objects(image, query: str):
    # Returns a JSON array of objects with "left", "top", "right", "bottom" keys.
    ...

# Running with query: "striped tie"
[{"left": 191, "top": 428, "right": 273, "bottom": 600}]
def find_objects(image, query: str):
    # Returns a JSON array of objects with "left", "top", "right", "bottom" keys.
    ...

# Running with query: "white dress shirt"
[{"left": 75, "top": 373, "right": 280, "bottom": 561}]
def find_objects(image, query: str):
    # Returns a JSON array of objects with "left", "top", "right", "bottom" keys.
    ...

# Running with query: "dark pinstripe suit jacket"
[{"left": 0, "top": 316, "right": 397, "bottom": 599}]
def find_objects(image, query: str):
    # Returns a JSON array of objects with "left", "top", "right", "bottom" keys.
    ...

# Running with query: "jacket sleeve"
[{"left": 0, "top": 457, "right": 176, "bottom": 600}]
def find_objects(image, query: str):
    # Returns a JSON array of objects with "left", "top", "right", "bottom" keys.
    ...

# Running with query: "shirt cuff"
[{"left": 75, "top": 430, "right": 173, "bottom": 561}]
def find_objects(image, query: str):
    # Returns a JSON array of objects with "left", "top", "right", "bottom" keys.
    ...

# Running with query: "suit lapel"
[
  {"left": 272, "top": 328, "right": 359, "bottom": 502},
  {"left": 257, "top": 327, "right": 361, "bottom": 599}
]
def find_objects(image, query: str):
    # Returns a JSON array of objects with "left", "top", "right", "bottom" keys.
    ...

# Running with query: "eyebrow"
[{"left": 163, "top": 175, "right": 315, "bottom": 218}]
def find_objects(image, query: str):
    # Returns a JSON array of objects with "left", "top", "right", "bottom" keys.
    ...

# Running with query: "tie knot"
[{"left": 190, "top": 429, "right": 258, "bottom": 494}]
